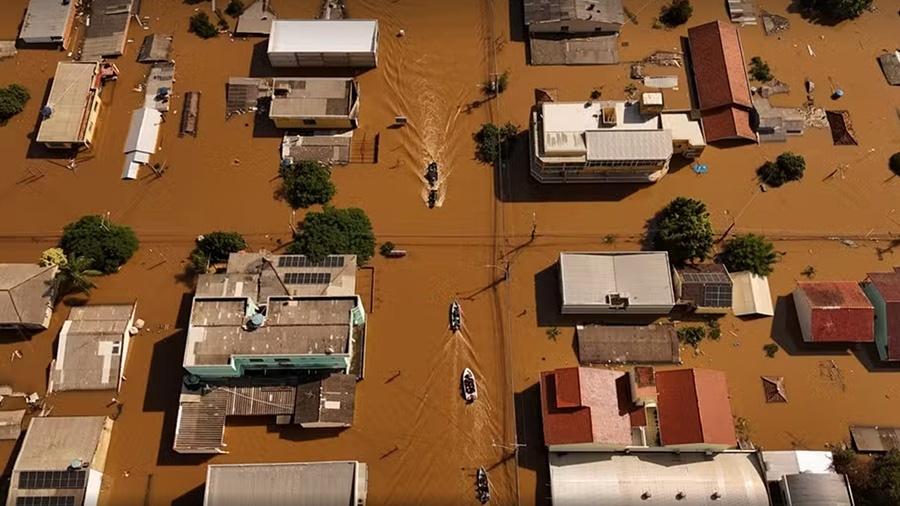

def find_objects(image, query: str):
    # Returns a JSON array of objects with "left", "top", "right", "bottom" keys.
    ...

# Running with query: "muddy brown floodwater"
[{"left": 1, "top": 0, "right": 899, "bottom": 504}]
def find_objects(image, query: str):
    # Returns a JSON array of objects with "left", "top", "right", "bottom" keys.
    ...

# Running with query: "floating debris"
[
  {"left": 761, "top": 11, "right": 789, "bottom": 35},
  {"left": 644, "top": 51, "right": 683, "bottom": 68},
  {"left": 826, "top": 110, "right": 859, "bottom": 145}
]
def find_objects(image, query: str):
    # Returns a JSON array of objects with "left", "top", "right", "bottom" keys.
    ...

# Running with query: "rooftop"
[
  {"left": 14, "top": 416, "right": 109, "bottom": 471},
  {"left": 0, "top": 263, "right": 58, "bottom": 327},
  {"left": 51, "top": 304, "right": 136, "bottom": 391},
  {"left": 762, "top": 450, "right": 834, "bottom": 482},
  {"left": 268, "top": 20, "right": 378, "bottom": 54},
  {"left": 655, "top": 368, "right": 737, "bottom": 447},
  {"left": 0, "top": 409, "right": 25, "bottom": 441},
  {"left": 660, "top": 112, "right": 706, "bottom": 147},
  {"left": 577, "top": 324, "right": 680, "bottom": 364},
  {"left": 783, "top": 473, "right": 854, "bottom": 506},
  {"left": 269, "top": 78, "right": 355, "bottom": 119},
  {"left": 225, "top": 252, "right": 357, "bottom": 298},
  {"left": 523, "top": 0, "right": 624, "bottom": 27},
  {"left": 540, "top": 367, "right": 633, "bottom": 447},
  {"left": 559, "top": 252, "right": 675, "bottom": 309},
  {"left": 549, "top": 452, "right": 768, "bottom": 506},
  {"left": 80, "top": 0, "right": 133, "bottom": 60},
  {"left": 540, "top": 101, "right": 660, "bottom": 157},
  {"left": 204, "top": 461, "right": 365, "bottom": 506},
  {"left": 37, "top": 62, "right": 99, "bottom": 144},
  {"left": 676, "top": 263, "right": 733, "bottom": 309},
  {"left": 19, "top": 0, "right": 75, "bottom": 42},
  {"left": 137, "top": 34, "right": 173, "bottom": 63},
  {"left": 731, "top": 271, "right": 774, "bottom": 317},
  {"left": 866, "top": 271, "right": 900, "bottom": 360},
  {"left": 294, "top": 373, "right": 357, "bottom": 427},
  {"left": 797, "top": 281, "right": 872, "bottom": 308},
  {"left": 584, "top": 130, "right": 673, "bottom": 161},
  {"left": 795, "top": 281, "right": 874, "bottom": 343},
  {"left": 235, "top": 0, "right": 276, "bottom": 36}
]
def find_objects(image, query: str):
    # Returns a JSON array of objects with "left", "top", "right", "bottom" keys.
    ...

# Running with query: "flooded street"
[{"left": 1, "top": 0, "right": 899, "bottom": 504}]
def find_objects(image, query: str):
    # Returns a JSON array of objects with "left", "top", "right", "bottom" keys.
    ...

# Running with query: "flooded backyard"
[{"left": 0, "top": 0, "right": 899, "bottom": 504}]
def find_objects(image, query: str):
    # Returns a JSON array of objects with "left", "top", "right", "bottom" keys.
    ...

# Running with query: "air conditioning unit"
[{"left": 606, "top": 292, "right": 630, "bottom": 309}]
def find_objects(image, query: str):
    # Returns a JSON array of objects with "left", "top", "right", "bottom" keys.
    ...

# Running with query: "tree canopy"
[
  {"left": 190, "top": 231, "right": 247, "bottom": 271},
  {"left": 749, "top": 57, "right": 773, "bottom": 82},
  {"left": 890, "top": 152, "right": 900, "bottom": 177},
  {"left": 0, "top": 84, "right": 30, "bottom": 122},
  {"left": 833, "top": 447, "right": 900, "bottom": 505},
  {"left": 60, "top": 215, "right": 139, "bottom": 274},
  {"left": 651, "top": 197, "right": 714, "bottom": 264},
  {"left": 474, "top": 122, "right": 519, "bottom": 165},
  {"left": 757, "top": 152, "right": 805, "bottom": 187},
  {"left": 279, "top": 160, "right": 336, "bottom": 209},
  {"left": 660, "top": 0, "right": 693, "bottom": 27},
  {"left": 189, "top": 12, "right": 218, "bottom": 39},
  {"left": 799, "top": 0, "right": 872, "bottom": 21},
  {"left": 288, "top": 207, "right": 375, "bottom": 264},
  {"left": 722, "top": 234, "right": 778, "bottom": 276},
  {"left": 225, "top": 0, "right": 245, "bottom": 16}
]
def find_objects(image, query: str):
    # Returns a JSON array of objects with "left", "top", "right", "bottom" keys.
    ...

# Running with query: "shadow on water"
[
  {"left": 852, "top": 343, "right": 900, "bottom": 373},
  {"left": 507, "top": 0, "right": 526, "bottom": 43},
  {"left": 785, "top": 1, "right": 847, "bottom": 27},
  {"left": 770, "top": 295, "right": 852, "bottom": 356},
  {"left": 515, "top": 382, "right": 550, "bottom": 506},
  {"left": 171, "top": 484, "right": 205, "bottom": 506}
]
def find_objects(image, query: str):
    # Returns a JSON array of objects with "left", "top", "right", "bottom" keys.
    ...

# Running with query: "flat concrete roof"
[
  {"left": 37, "top": 62, "right": 98, "bottom": 144},
  {"left": 268, "top": 20, "right": 378, "bottom": 54},
  {"left": 541, "top": 101, "right": 660, "bottom": 157},
  {"left": 225, "top": 252, "right": 357, "bottom": 298},
  {"left": 51, "top": 304, "right": 135, "bottom": 391},
  {"left": 205, "top": 461, "right": 363, "bottom": 506},
  {"left": 269, "top": 78, "right": 355, "bottom": 119},
  {"left": 14, "top": 416, "right": 109, "bottom": 470},
  {"left": 560, "top": 252, "right": 675, "bottom": 308},
  {"left": 661, "top": 112, "right": 706, "bottom": 146},
  {"left": 19, "top": 0, "right": 75, "bottom": 42}
]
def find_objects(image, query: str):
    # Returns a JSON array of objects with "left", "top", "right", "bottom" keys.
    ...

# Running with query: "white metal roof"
[
  {"left": 268, "top": 20, "right": 378, "bottom": 54},
  {"left": 204, "top": 461, "right": 362, "bottom": 506},
  {"left": 19, "top": 0, "right": 75, "bottom": 41},
  {"left": 731, "top": 271, "right": 774, "bottom": 316},
  {"left": 559, "top": 252, "right": 675, "bottom": 308},
  {"left": 37, "top": 62, "right": 98, "bottom": 143},
  {"left": 549, "top": 451, "right": 769, "bottom": 506},
  {"left": 585, "top": 129, "right": 673, "bottom": 161},
  {"left": 762, "top": 451, "right": 834, "bottom": 482},
  {"left": 661, "top": 112, "right": 706, "bottom": 146},
  {"left": 122, "top": 107, "right": 161, "bottom": 179}
]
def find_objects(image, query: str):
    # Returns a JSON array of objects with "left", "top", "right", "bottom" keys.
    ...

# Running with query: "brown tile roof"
[
  {"left": 540, "top": 367, "right": 633, "bottom": 446},
  {"left": 577, "top": 324, "right": 679, "bottom": 364},
  {"left": 655, "top": 368, "right": 737, "bottom": 447},
  {"left": 700, "top": 106, "right": 756, "bottom": 142},
  {"left": 866, "top": 272, "right": 900, "bottom": 359}
]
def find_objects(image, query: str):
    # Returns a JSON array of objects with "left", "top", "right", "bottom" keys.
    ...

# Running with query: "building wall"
[
  {"left": 528, "top": 20, "right": 621, "bottom": 34},
  {"left": 863, "top": 283, "right": 889, "bottom": 360},
  {"left": 793, "top": 288, "right": 814, "bottom": 342},
  {"left": 186, "top": 354, "right": 351, "bottom": 379},
  {"left": 82, "top": 91, "right": 103, "bottom": 147},
  {"left": 268, "top": 51, "right": 377, "bottom": 68},
  {"left": 270, "top": 115, "right": 356, "bottom": 130},
  {"left": 672, "top": 138, "right": 704, "bottom": 158},
  {"left": 561, "top": 303, "right": 675, "bottom": 315},
  {"left": 84, "top": 469, "right": 102, "bottom": 506}
]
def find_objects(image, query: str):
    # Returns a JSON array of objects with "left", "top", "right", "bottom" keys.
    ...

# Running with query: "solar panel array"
[
  {"left": 703, "top": 284, "right": 733, "bottom": 307},
  {"left": 682, "top": 271, "right": 730, "bottom": 284},
  {"left": 18, "top": 470, "right": 86, "bottom": 490},
  {"left": 283, "top": 272, "right": 332, "bottom": 285},
  {"left": 277, "top": 256, "right": 345, "bottom": 268},
  {"left": 16, "top": 497, "right": 76, "bottom": 506}
]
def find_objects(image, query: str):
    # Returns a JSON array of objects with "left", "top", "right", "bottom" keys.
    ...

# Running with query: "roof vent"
[{"left": 606, "top": 293, "right": 630, "bottom": 309}]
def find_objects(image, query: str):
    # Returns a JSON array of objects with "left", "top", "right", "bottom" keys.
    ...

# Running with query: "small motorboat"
[
  {"left": 461, "top": 368, "right": 477, "bottom": 403},
  {"left": 449, "top": 301, "right": 461, "bottom": 331},
  {"left": 427, "top": 189, "right": 437, "bottom": 209},
  {"left": 425, "top": 161, "right": 439, "bottom": 187},
  {"left": 476, "top": 467, "right": 490, "bottom": 504}
]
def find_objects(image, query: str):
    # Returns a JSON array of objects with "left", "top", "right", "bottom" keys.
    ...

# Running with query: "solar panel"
[
  {"left": 682, "top": 271, "right": 730, "bottom": 284},
  {"left": 18, "top": 470, "right": 86, "bottom": 490},
  {"left": 277, "top": 256, "right": 345, "bottom": 268},
  {"left": 703, "top": 284, "right": 733, "bottom": 307},
  {"left": 283, "top": 272, "right": 332, "bottom": 285},
  {"left": 17, "top": 497, "right": 77, "bottom": 506}
]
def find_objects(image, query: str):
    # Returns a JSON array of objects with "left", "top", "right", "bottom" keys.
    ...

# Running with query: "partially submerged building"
[
  {"left": 793, "top": 281, "right": 874, "bottom": 343},
  {"left": 267, "top": 20, "right": 379, "bottom": 68},
  {"left": 37, "top": 62, "right": 104, "bottom": 150},
  {"left": 687, "top": 21, "right": 757, "bottom": 143},
  {"left": 780, "top": 473, "right": 855, "bottom": 506},
  {"left": 576, "top": 324, "right": 680, "bottom": 364},
  {"left": 122, "top": 107, "right": 163, "bottom": 179},
  {"left": 731, "top": 271, "right": 775, "bottom": 317},
  {"left": 203, "top": 461, "right": 368, "bottom": 506},
  {"left": 523, "top": 0, "right": 624, "bottom": 65},
  {"left": 6, "top": 416, "right": 113, "bottom": 506},
  {"left": 558, "top": 252, "right": 675, "bottom": 314},
  {"left": 269, "top": 78, "right": 360, "bottom": 130},
  {"left": 862, "top": 270, "right": 900, "bottom": 361},
  {"left": 50, "top": 303, "right": 138, "bottom": 392},
  {"left": 673, "top": 263, "right": 733, "bottom": 314},
  {"left": 80, "top": 0, "right": 134, "bottom": 61},
  {"left": 18, "top": 0, "right": 78, "bottom": 49},
  {"left": 654, "top": 368, "right": 737, "bottom": 449},
  {"left": 0, "top": 263, "right": 58, "bottom": 330}
]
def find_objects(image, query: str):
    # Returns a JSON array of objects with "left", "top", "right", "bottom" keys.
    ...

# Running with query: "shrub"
[
  {"left": 190, "top": 12, "right": 218, "bottom": 39},
  {"left": 707, "top": 319, "right": 721, "bottom": 340},
  {"left": 763, "top": 343, "right": 779, "bottom": 357},
  {"left": 39, "top": 247, "right": 68, "bottom": 268},
  {"left": 190, "top": 231, "right": 246, "bottom": 271},
  {"left": 889, "top": 152, "right": 900, "bottom": 177},
  {"left": 57, "top": 255, "right": 102, "bottom": 295},
  {"left": 749, "top": 57, "right": 773, "bottom": 82},
  {"left": 678, "top": 326, "right": 706, "bottom": 347},
  {"left": 801, "top": 265, "right": 817, "bottom": 278},
  {"left": 0, "top": 84, "right": 30, "bottom": 122},
  {"left": 833, "top": 446, "right": 900, "bottom": 505},
  {"left": 652, "top": 197, "right": 714, "bottom": 264},
  {"left": 799, "top": 0, "right": 872, "bottom": 20},
  {"left": 757, "top": 152, "right": 805, "bottom": 187},
  {"left": 224, "top": 0, "right": 245, "bottom": 16},
  {"left": 474, "top": 122, "right": 519, "bottom": 164},
  {"left": 660, "top": 0, "right": 693, "bottom": 27},
  {"left": 379, "top": 241, "right": 396, "bottom": 257},
  {"left": 722, "top": 234, "right": 777, "bottom": 276},
  {"left": 288, "top": 207, "right": 375, "bottom": 264},
  {"left": 60, "top": 215, "right": 139, "bottom": 274},
  {"left": 279, "top": 160, "right": 336, "bottom": 209}
]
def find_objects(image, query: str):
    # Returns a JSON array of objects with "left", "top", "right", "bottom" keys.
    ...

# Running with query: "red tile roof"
[
  {"left": 687, "top": 21, "right": 755, "bottom": 143},
  {"left": 540, "top": 367, "right": 633, "bottom": 446},
  {"left": 867, "top": 272, "right": 900, "bottom": 359},
  {"left": 655, "top": 368, "right": 737, "bottom": 447},
  {"left": 796, "top": 282, "right": 874, "bottom": 342}
]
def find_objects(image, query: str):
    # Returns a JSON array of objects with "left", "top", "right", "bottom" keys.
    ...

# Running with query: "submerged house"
[
  {"left": 204, "top": 461, "right": 368, "bottom": 506},
  {"left": 18, "top": 0, "right": 78, "bottom": 49},
  {"left": 862, "top": 270, "right": 900, "bottom": 361},
  {"left": 793, "top": 281, "right": 874, "bottom": 343},
  {"left": 687, "top": 21, "right": 757, "bottom": 143},
  {"left": 558, "top": 252, "right": 675, "bottom": 314},
  {"left": 673, "top": 263, "right": 733, "bottom": 314},
  {"left": 268, "top": 78, "right": 360, "bottom": 130},
  {"left": 523, "top": 0, "right": 625, "bottom": 65},
  {"left": 267, "top": 20, "right": 379, "bottom": 68},
  {"left": 6, "top": 416, "right": 113, "bottom": 506},
  {"left": 0, "top": 263, "right": 58, "bottom": 330},
  {"left": 37, "top": 62, "right": 104, "bottom": 150},
  {"left": 731, "top": 271, "right": 775, "bottom": 317}
]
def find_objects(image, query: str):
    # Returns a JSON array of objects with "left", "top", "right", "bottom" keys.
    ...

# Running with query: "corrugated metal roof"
[
  {"left": 0, "top": 409, "right": 25, "bottom": 440},
  {"left": 268, "top": 20, "right": 378, "bottom": 54},
  {"left": 656, "top": 368, "right": 737, "bottom": 447},
  {"left": 795, "top": 282, "right": 874, "bottom": 343},
  {"left": 866, "top": 271, "right": 900, "bottom": 360},
  {"left": 850, "top": 425, "right": 900, "bottom": 452},
  {"left": 761, "top": 451, "right": 834, "bottom": 482},
  {"left": 14, "top": 416, "right": 109, "bottom": 470},
  {"left": 585, "top": 130, "right": 672, "bottom": 161},
  {"left": 37, "top": 62, "right": 99, "bottom": 144},
  {"left": 783, "top": 473, "right": 853, "bottom": 506},
  {"left": 19, "top": 0, "right": 75, "bottom": 42},
  {"left": 204, "top": 461, "right": 361, "bottom": 506},
  {"left": 137, "top": 34, "right": 172, "bottom": 63},
  {"left": 731, "top": 271, "right": 774, "bottom": 316},
  {"left": 80, "top": 0, "right": 134, "bottom": 60},
  {"left": 577, "top": 324, "right": 679, "bottom": 364},
  {"left": 0, "top": 264, "right": 58, "bottom": 327},
  {"left": 559, "top": 252, "right": 675, "bottom": 309}
]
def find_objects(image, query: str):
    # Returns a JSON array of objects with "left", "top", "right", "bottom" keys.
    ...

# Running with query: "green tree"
[
  {"left": 652, "top": 197, "right": 714, "bottom": 264},
  {"left": 56, "top": 255, "right": 102, "bottom": 295},
  {"left": 749, "top": 57, "right": 773, "bottom": 82},
  {"left": 279, "top": 160, "right": 336, "bottom": 209},
  {"left": 0, "top": 84, "right": 31, "bottom": 122},
  {"left": 288, "top": 207, "right": 375, "bottom": 264},
  {"left": 660, "top": 0, "right": 693, "bottom": 27},
  {"left": 189, "top": 12, "right": 218, "bottom": 39},
  {"left": 379, "top": 241, "right": 396, "bottom": 256},
  {"left": 224, "top": 0, "right": 245, "bottom": 16},
  {"left": 799, "top": 0, "right": 872, "bottom": 20},
  {"left": 60, "top": 215, "right": 139, "bottom": 274},
  {"left": 190, "top": 231, "right": 247, "bottom": 271},
  {"left": 482, "top": 71, "right": 509, "bottom": 95},
  {"left": 722, "top": 234, "right": 777, "bottom": 276},
  {"left": 474, "top": 122, "right": 519, "bottom": 165},
  {"left": 889, "top": 152, "right": 900, "bottom": 177},
  {"left": 757, "top": 152, "right": 805, "bottom": 187},
  {"left": 678, "top": 326, "right": 706, "bottom": 347},
  {"left": 869, "top": 450, "right": 900, "bottom": 505}
]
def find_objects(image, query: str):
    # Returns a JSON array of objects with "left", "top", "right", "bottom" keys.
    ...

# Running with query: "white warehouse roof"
[
  {"left": 585, "top": 129, "right": 673, "bottom": 161},
  {"left": 268, "top": 20, "right": 378, "bottom": 54},
  {"left": 559, "top": 252, "right": 675, "bottom": 309}
]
